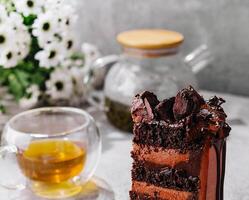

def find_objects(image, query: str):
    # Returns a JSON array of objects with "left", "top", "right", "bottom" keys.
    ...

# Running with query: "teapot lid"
[{"left": 117, "top": 29, "right": 184, "bottom": 50}]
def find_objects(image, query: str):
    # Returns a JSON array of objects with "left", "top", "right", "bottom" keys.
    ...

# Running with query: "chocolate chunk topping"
[
  {"left": 140, "top": 91, "right": 160, "bottom": 108},
  {"left": 173, "top": 86, "right": 205, "bottom": 120},
  {"left": 131, "top": 86, "right": 231, "bottom": 142},
  {"left": 208, "top": 96, "right": 225, "bottom": 107},
  {"left": 131, "top": 91, "right": 159, "bottom": 123},
  {"left": 155, "top": 97, "right": 175, "bottom": 122}
]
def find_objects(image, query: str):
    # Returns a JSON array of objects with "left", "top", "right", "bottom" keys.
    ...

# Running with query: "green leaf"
[
  {"left": 23, "top": 14, "right": 37, "bottom": 26},
  {"left": 25, "top": 36, "right": 41, "bottom": 64},
  {"left": 8, "top": 74, "right": 24, "bottom": 100},
  {"left": 0, "top": 104, "right": 6, "bottom": 114},
  {"left": 14, "top": 69, "right": 30, "bottom": 88},
  {"left": 16, "top": 61, "right": 35, "bottom": 72},
  {"left": 0, "top": 67, "right": 11, "bottom": 85},
  {"left": 71, "top": 52, "right": 85, "bottom": 61},
  {"left": 31, "top": 71, "right": 46, "bottom": 86}
]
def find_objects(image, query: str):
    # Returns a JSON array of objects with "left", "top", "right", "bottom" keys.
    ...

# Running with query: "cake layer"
[
  {"left": 130, "top": 191, "right": 163, "bottom": 200},
  {"left": 133, "top": 121, "right": 205, "bottom": 152},
  {"left": 132, "top": 143, "right": 203, "bottom": 176},
  {"left": 132, "top": 160, "right": 199, "bottom": 192},
  {"left": 131, "top": 181, "right": 196, "bottom": 200},
  {"left": 130, "top": 191, "right": 197, "bottom": 200}
]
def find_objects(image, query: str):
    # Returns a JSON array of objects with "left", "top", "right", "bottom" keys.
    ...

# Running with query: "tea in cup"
[{"left": 0, "top": 107, "right": 101, "bottom": 199}]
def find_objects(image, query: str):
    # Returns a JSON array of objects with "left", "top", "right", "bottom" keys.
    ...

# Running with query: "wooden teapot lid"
[{"left": 117, "top": 29, "right": 184, "bottom": 50}]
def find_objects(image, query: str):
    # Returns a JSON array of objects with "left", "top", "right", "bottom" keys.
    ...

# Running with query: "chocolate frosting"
[{"left": 131, "top": 86, "right": 231, "bottom": 141}]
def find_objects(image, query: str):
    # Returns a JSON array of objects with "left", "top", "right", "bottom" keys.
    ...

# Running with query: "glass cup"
[{"left": 0, "top": 107, "right": 101, "bottom": 199}]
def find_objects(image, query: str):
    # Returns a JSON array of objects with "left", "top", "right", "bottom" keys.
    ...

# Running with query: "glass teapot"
[{"left": 88, "top": 29, "right": 213, "bottom": 132}]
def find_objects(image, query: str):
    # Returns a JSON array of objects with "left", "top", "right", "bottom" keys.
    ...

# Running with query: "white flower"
[
  {"left": 56, "top": 5, "right": 77, "bottom": 30},
  {"left": 0, "top": 26, "right": 15, "bottom": 52},
  {"left": 43, "top": 0, "right": 62, "bottom": 10},
  {"left": 35, "top": 43, "right": 65, "bottom": 68},
  {"left": 43, "top": 1, "right": 78, "bottom": 38},
  {"left": 7, "top": 12, "right": 24, "bottom": 29},
  {"left": 60, "top": 57, "right": 84, "bottom": 68},
  {"left": 13, "top": 0, "right": 43, "bottom": 16},
  {"left": 61, "top": 32, "right": 76, "bottom": 54},
  {"left": 15, "top": 31, "right": 31, "bottom": 59},
  {"left": 46, "top": 68, "right": 73, "bottom": 100},
  {"left": 81, "top": 43, "right": 101, "bottom": 68},
  {"left": 60, "top": 58, "right": 73, "bottom": 68},
  {"left": 19, "top": 85, "right": 40, "bottom": 108},
  {"left": 0, "top": 12, "right": 31, "bottom": 68},
  {"left": 70, "top": 67, "right": 85, "bottom": 96},
  {"left": 32, "top": 12, "right": 58, "bottom": 47},
  {"left": 0, "top": 5, "right": 8, "bottom": 24},
  {"left": 0, "top": 49, "right": 20, "bottom": 68},
  {"left": 7, "top": 13, "right": 31, "bottom": 59},
  {"left": 44, "top": 1, "right": 75, "bottom": 16}
]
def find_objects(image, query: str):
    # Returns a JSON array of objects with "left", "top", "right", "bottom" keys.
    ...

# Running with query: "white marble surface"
[{"left": 0, "top": 91, "right": 249, "bottom": 200}]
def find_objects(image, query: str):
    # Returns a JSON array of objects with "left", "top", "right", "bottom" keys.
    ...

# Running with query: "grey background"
[{"left": 75, "top": 0, "right": 249, "bottom": 96}]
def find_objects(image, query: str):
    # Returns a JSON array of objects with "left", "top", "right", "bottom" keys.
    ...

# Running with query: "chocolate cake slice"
[{"left": 130, "top": 86, "right": 231, "bottom": 200}]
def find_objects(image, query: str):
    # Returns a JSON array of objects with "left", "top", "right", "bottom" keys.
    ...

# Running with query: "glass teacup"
[{"left": 0, "top": 107, "right": 101, "bottom": 199}]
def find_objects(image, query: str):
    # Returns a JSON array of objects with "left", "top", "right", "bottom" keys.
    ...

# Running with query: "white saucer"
[{"left": 11, "top": 177, "right": 114, "bottom": 200}]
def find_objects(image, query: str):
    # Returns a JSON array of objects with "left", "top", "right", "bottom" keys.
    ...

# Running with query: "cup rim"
[{"left": 7, "top": 107, "right": 91, "bottom": 138}]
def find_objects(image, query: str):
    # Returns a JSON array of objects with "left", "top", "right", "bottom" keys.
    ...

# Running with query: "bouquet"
[{"left": 0, "top": 0, "right": 100, "bottom": 111}]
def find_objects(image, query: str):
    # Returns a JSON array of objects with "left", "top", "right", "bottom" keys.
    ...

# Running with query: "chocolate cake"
[{"left": 130, "top": 86, "right": 231, "bottom": 200}]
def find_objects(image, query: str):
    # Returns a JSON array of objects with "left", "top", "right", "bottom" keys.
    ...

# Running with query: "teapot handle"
[
  {"left": 184, "top": 44, "right": 214, "bottom": 74},
  {"left": 84, "top": 55, "right": 120, "bottom": 111}
]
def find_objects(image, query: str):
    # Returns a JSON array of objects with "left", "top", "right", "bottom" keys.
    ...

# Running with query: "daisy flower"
[
  {"left": 70, "top": 66, "right": 85, "bottom": 96},
  {"left": 61, "top": 32, "right": 76, "bottom": 54},
  {"left": 19, "top": 85, "right": 40, "bottom": 108},
  {"left": 0, "top": 49, "right": 20, "bottom": 68},
  {"left": 57, "top": 6, "right": 77, "bottom": 30},
  {"left": 15, "top": 31, "right": 31, "bottom": 59},
  {"left": 0, "top": 12, "right": 31, "bottom": 68},
  {"left": 8, "top": 12, "right": 23, "bottom": 27},
  {"left": 6, "top": 13, "right": 31, "bottom": 60},
  {"left": 44, "top": 0, "right": 61, "bottom": 8},
  {"left": 0, "top": 26, "right": 15, "bottom": 52},
  {"left": 0, "top": 5, "right": 8, "bottom": 24},
  {"left": 46, "top": 68, "right": 73, "bottom": 100},
  {"left": 81, "top": 43, "right": 101, "bottom": 68},
  {"left": 67, "top": 66, "right": 88, "bottom": 106},
  {"left": 44, "top": 0, "right": 73, "bottom": 13},
  {"left": 35, "top": 42, "right": 65, "bottom": 68},
  {"left": 13, "top": 0, "right": 43, "bottom": 16},
  {"left": 44, "top": 1, "right": 77, "bottom": 31},
  {"left": 0, "top": 25, "right": 22, "bottom": 68},
  {"left": 32, "top": 11, "right": 58, "bottom": 47}
]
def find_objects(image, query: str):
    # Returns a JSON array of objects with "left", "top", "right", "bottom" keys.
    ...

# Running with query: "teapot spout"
[{"left": 184, "top": 44, "right": 213, "bottom": 74}]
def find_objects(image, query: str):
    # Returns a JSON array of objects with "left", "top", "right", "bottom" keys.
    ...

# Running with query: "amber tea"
[{"left": 17, "top": 140, "right": 86, "bottom": 183}]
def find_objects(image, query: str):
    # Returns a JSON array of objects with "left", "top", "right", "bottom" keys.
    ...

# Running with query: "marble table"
[{"left": 0, "top": 91, "right": 249, "bottom": 200}]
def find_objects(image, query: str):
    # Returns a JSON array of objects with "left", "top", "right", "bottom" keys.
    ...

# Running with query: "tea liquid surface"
[{"left": 17, "top": 140, "right": 86, "bottom": 183}]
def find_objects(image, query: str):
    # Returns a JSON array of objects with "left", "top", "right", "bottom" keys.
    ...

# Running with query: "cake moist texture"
[{"left": 130, "top": 86, "right": 231, "bottom": 200}]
